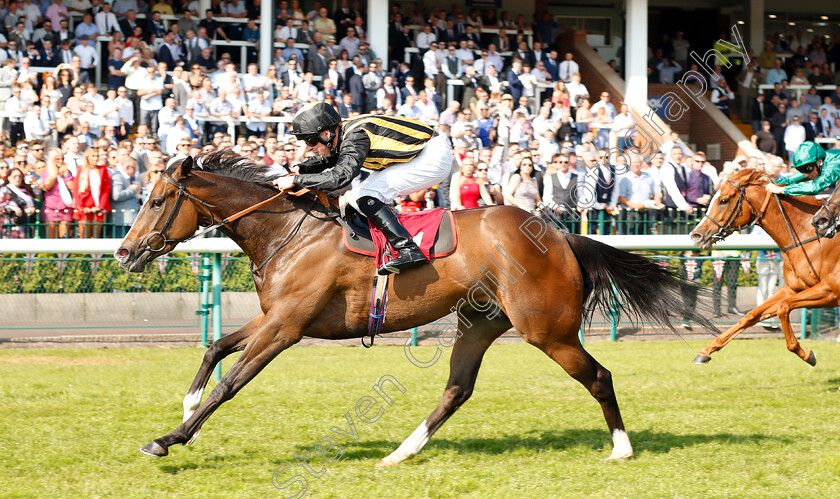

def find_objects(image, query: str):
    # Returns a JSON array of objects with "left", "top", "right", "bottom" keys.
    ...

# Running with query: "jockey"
[
  {"left": 766, "top": 141, "right": 840, "bottom": 195},
  {"left": 272, "top": 102, "right": 453, "bottom": 275}
]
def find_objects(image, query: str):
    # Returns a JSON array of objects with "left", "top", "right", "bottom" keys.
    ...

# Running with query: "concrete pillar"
[
  {"left": 260, "top": 0, "right": 275, "bottom": 74},
  {"left": 200, "top": 0, "right": 211, "bottom": 18},
  {"left": 746, "top": 0, "right": 764, "bottom": 55},
  {"left": 624, "top": 0, "right": 648, "bottom": 106},
  {"left": 369, "top": 0, "right": 388, "bottom": 66}
]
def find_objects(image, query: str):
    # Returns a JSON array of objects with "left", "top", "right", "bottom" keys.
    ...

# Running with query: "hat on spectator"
[{"left": 501, "top": 94, "right": 514, "bottom": 101}]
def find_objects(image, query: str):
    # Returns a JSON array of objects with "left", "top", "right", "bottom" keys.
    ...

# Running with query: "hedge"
[{"left": 0, "top": 253, "right": 256, "bottom": 294}]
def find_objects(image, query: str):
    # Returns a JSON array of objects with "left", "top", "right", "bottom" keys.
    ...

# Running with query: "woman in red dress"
[
  {"left": 73, "top": 149, "right": 111, "bottom": 238},
  {"left": 452, "top": 158, "right": 494, "bottom": 210}
]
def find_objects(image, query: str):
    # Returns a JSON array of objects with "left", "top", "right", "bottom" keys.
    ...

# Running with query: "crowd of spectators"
[{"left": 0, "top": 2, "right": 834, "bottom": 242}]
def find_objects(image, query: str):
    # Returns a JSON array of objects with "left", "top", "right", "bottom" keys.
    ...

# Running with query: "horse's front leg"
[
  {"left": 141, "top": 313, "right": 303, "bottom": 457},
  {"left": 775, "top": 282, "right": 838, "bottom": 366},
  {"left": 180, "top": 314, "right": 265, "bottom": 445},
  {"left": 694, "top": 286, "right": 794, "bottom": 363}
]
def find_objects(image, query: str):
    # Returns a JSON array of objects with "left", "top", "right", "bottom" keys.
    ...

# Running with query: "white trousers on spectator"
[{"left": 341, "top": 134, "right": 453, "bottom": 211}]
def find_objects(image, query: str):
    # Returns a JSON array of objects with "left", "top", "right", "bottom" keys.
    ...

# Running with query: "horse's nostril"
[
  {"left": 690, "top": 232, "right": 702, "bottom": 242},
  {"left": 116, "top": 247, "right": 129, "bottom": 259},
  {"left": 815, "top": 217, "right": 829, "bottom": 228}
]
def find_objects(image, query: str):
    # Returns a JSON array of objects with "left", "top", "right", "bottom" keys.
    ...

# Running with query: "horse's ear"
[{"left": 178, "top": 156, "right": 194, "bottom": 179}]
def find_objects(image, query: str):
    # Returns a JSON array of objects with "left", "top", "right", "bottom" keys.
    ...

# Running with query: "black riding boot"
[{"left": 358, "top": 196, "right": 427, "bottom": 275}]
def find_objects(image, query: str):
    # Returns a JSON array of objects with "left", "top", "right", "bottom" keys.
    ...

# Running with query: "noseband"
[
  {"left": 702, "top": 179, "right": 771, "bottom": 243},
  {"left": 142, "top": 174, "right": 218, "bottom": 252}
]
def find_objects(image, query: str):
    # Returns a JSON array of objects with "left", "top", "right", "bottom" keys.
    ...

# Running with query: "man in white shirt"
[
  {"left": 397, "top": 95, "right": 423, "bottom": 119},
  {"left": 275, "top": 18, "right": 297, "bottom": 42},
  {"left": 423, "top": 41, "right": 440, "bottom": 79},
  {"left": 242, "top": 62, "right": 268, "bottom": 102},
  {"left": 659, "top": 146, "right": 692, "bottom": 215},
  {"left": 590, "top": 91, "right": 616, "bottom": 120},
  {"left": 558, "top": 52, "right": 579, "bottom": 82},
  {"left": 24, "top": 103, "right": 50, "bottom": 141},
  {"left": 99, "top": 88, "right": 122, "bottom": 130},
  {"left": 783, "top": 116, "right": 807, "bottom": 163},
  {"left": 245, "top": 91, "right": 272, "bottom": 137},
  {"left": 566, "top": 72, "right": 588, "bottom": 108},
  {"left": 137, "top": 71, "right": 164, "bottom": 137},
  {"left": 115, "top": 86, "right": 134, "bottom": 137},
  {"left": 613, "top": 104, "right": 635, "bottom": 154},
  {"left": 73, "top": 35, "right": 98, "bottom": 81},
  {"left": 95, "top": 2, "right": 119, "bottom": 35},
  {"left": 416, "top": 24, "right": 436, "bottom": 50},
  {"left": 165, "top": 119, "right": 192, "bottom": 156}
]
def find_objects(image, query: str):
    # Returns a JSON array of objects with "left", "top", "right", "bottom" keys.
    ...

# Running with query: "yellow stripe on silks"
[
  {"left": 366, "top": 117, "right": 432, "bottom": 141},
  {"left": 365, "top": 131, "right": 428, "bottom": 155},
  {"left": 342, "top": 115, "right": 375, "bottom": 138},
  {"left": 363, "top": 156, "right": 415, "bottom": 170}
]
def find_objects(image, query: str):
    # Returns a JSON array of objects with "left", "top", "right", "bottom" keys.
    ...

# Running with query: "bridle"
[
  {"left": 817, "top": 194, "right": 840, "bottom": 231},
  {"left": 702, "top": 179, "right": 772, "bottom": 243},
  {"left": 140, "top": 172, "right": 332, "bottom": 274},
  {"left": 142, "top": 174, "right": 220, "bottom": 252}
]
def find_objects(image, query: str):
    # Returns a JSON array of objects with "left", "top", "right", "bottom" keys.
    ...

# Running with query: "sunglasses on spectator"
[
  {"left": 284, "top": 148, "right": 295, "bottom": 152},
  {"left": 16, "top": 160, "right": 27, "bottom": 164},
  {"left": 477, "top": 168, "right": 488, "bottom": 171},
  {"left": 151, "top": 170, "right": 163, "bottom": 174}
]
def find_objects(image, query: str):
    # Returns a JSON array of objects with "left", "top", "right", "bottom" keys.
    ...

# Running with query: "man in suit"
[
  {"left": 119, "top": 9, "right": 140, "bottom": 39},
  {"left": 463, "top": 25, "right": 481, "bottom": 49},
  {"left": 751, "top": 94, "right": 768, "bottom": 134},
  {"left": 391, "top": 23, "right": 413, "bottom": 64},
  {"left": 544, "top": 50, "right": 560, "bottom": 81},
  {"left": 804, "top": 111, "right": 823, "bottom": 141},
  {"left": 347, "top": 61, "right": 366, "bottom": 112},
  {"left": 437, "top": 19, "right": 461, "bottom": 45},
  {"left": 36, "top": 37, "right": 58, "bottom": 67},
  {"left": 307, "top": 44, "right": 329, "bottom": 79},
  {"left": 515, "top": 40, "right": 534, "bottom": 67},
  {"left": 492, "top": 28, "right": 512, "bottom": 52},
  {"left": 323, "top": 58, "right": 345, "bottom": 92},
  {"left": 296, "top": 20, "right": 314, "bottom": 45},
  {"left": 507, "top": 59, "right": 524, "bottom": 102}
]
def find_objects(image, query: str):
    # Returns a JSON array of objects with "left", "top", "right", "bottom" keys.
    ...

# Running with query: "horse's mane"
[
  {"left": 728, "top": 168, "right": 769, "bottom": 186},
  {"left": 167, "top": 149, "right": 283, "bottom": 188}
]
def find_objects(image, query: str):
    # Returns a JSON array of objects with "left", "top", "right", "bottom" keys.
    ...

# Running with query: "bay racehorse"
[
  {"left": 115, "top": 151, "right": 713, "bottom": 464},
  {"left": 690, "top": 168, "right": 837, "bottom": 365},
  {"left": 812, "top": 185, "right": 840, "bottom": 238}
]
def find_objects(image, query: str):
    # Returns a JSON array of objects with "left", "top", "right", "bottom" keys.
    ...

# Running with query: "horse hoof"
[
  {"left": 185, "top": 428, "right": 202, "bottom": 446},
  {"left": 140, "top": 440, "right": 168, "bottom": 457},
  {"left": 607, "top": 451, "right": 633, "bottom": 461},
  {"left": 806, "top": 350, "right": 817, "bottom": 366},
  {"left": 692, "top": 354, "right": 712, "bottom": 364}
]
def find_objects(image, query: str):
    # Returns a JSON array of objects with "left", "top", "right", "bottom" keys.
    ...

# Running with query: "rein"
[
  {"left": 143, "top": 174, "right": 334, "bottom": 274},
  {"left": 773, "top": 195, "right": 820, "bottom": 280}
]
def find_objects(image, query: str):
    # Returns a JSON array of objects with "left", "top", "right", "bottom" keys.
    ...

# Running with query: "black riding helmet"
[{"left": 290, "top": 102, "right": 342, "bottom": 153}]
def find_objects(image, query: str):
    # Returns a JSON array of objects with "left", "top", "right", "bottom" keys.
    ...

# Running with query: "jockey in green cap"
[{"left": 766, "top": 141, "right": 840, "bottom": 195}]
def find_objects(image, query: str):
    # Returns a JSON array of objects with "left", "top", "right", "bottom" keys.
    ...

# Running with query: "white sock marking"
[
  {"left": 378, "top": 419, "right": 430, "bottom": 466},
  {"left": 608, "top": 429, "right": 633, "bottom": 460},
  {"left": 183, "top": 389, "right": 204, "bottom": 422}
]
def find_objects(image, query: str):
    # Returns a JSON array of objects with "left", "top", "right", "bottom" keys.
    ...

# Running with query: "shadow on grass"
[{"left": 303, "top": 428, "right": 792, "bottom": 462}]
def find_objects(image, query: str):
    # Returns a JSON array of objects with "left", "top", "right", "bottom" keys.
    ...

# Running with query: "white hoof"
[
  {"left": 607, "top": 429, "right": 633, "bottom": 460},
  {"left": 376, "top": 450, "right": 414, "bottom": 467}
]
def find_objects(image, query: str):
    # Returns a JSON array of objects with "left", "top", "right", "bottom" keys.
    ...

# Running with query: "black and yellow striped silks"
[{"left": 341, "top": 115, "right": 435, "bottom": 170}]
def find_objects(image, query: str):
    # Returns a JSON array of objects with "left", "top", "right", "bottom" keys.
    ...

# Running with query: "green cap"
[{"left": 791, "top": 141, "right": 826, "bottom": 170}]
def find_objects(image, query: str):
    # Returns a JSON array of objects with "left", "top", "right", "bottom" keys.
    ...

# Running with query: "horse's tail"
[{"left": 565, "top": 233, "right": 719, "bottom": 334}]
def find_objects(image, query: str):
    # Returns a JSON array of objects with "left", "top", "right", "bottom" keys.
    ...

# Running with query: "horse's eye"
[
  {"left": 719, "top": 198, "right": 728, "bottom": 205},
  {"left": 151, "top": 199, "right": 163, "bottom": 209}
]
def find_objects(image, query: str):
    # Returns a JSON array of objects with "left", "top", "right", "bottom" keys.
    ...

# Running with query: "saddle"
[{"left": 341, "top": 207, "right": 458, "bottom": 266}]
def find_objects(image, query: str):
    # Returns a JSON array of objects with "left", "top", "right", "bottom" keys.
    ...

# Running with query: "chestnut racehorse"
[
  {"left": 115, "top": 151, "right": 712, "bottom": 463},
  {"left": 690, "top": 169, "right": 836, "bottom": 365}
]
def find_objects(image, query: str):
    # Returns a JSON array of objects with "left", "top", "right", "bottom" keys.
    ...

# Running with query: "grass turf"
[{"left": 1, "top": 338, "right": 840, "bottom": 498}]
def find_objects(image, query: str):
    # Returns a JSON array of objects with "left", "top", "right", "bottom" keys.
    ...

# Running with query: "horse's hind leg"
[
  {"left": 775, "top": 282, "right": 838, "bottom": 366},
  {"left": 520, "top": 324, "right": 632, "bottom": 460},
  {"left": 181, "top": 315, "right": 262, "bottom": 444},
  {"left": 377, "top": 312, "right": 510, "bottom": 467}
]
